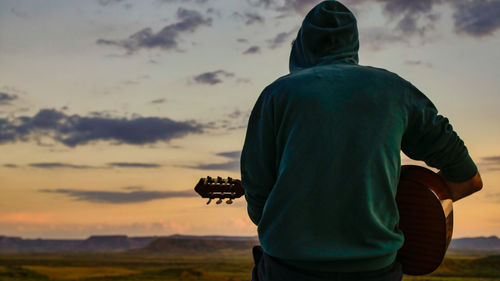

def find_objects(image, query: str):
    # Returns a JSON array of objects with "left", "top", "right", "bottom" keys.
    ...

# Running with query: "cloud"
[
  {"left": 10, "top": 8, "right": 29, "bottom": 18},
  {"left": 405, "top": 60, "right": 433, "bottom": 68},
  {"left": 96, "top": 8, "right": 212, "bottom": 54},
  {"left": 158, "top": 0, "right": 209, "bottom": 3},
  {"left": 192, "top": 70, "right": 235, "bottom": 85},
  {"left": 482, "top": 156, "right": 500, "bottom": 162},
  {"left": 151, "top": 98, "right": 166, "bottom": 104},
  {"left": 227, "top": 109, "right": 242, "bottom": 119},
  {"left": 359, "top": 26, "right": 408, "bottom": 50},
  {"left": 122, "top": 186, "right": 144, "bottom": 191},
  {"left": 451, "top": 0, "right": 500, "bottom": 37},
  {"left": 371, "top": 0, "right": 442, "bottom": 36},
  {"left": 98, "top": 0, "right": 125, "bottom": 6},
  {"left": 247, "top": 0, "right": 327, "bottom": 15},
  {"left": 279, "top": 0, "right": 323, "bottom": 14},
  {"left": 233, "top": 12, "right": 265, "bottom": 25},
  {"left": 29, "top": 163, "right": 98, "bottom": 169},
  {"left": 190, "top": 160, "right": 240, "bottom": 171},
  {"left": 478, "top": 156, "right": 500, "bottom": 171},
  {"left": 216, "top": 150, "right": 241, "bottom": 159},
  {"left": 0, "top": 92, "right": 18, "bottom": 105},
  {"left": 247, "top": 0, "right": 499, "bottom": 40},
  {"left": 39, "top": 188, "right": 197, "bottom": 204},
  {"left": 107, "top": 162, "right": 162, "bottom": 168},
  {"left": 0, "top": 108, "right": 204, "bottom": 147},
  {"left": 248, "top": 0, "right": 449, "bottom": 44},
  {"left": 184, "top": 150, "right": 241, "bottom": 171},
  {"left": 236, "top": 38, "right": 249, "bottom": 43},
  {"left": 243, "top": 46, "right": 261, "bottom": 54},
  {"left": 210, "top": 108, "right": 250, "bottom": 131},
  {"left": 267, "top": 29, "right": 297, "bottom": 49},
  {"left": 6, "top": 162, "right": 163, "bottom": 169}
]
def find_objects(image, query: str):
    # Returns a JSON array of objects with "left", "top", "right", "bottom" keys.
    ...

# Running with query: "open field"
[{"left": 0, "top": 251, "right": 498, "bottom": 281}]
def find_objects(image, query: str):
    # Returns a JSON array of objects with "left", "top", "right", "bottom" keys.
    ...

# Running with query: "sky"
[{"left": 0, "top": 0, "right": 499, "bottom": 239}]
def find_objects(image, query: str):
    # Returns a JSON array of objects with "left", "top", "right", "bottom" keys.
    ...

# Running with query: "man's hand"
[{"left": 438, "top": 171, "right": 483, "bottom": 202}]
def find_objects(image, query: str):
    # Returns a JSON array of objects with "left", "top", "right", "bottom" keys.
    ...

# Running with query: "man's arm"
[
  {"left": 240, "top": 88, "right": 276, "bottom": 225},
  {"left": 401, "top": 83, "right": 482, "bottom": 202},
  {"left": 438, "top": 170, "right": 483, "bottom": 202}
]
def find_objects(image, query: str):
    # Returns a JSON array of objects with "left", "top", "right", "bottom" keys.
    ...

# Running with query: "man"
[{"left": 240, "top": 1, "right": 483, "bottom": 281}]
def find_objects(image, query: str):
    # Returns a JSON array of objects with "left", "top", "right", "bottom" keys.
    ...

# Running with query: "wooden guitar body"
[{"left": 396, "top": 165, "right": 453, "bottom": 275}]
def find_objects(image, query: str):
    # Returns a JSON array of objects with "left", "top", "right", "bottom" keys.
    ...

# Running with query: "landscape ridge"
[{"left": 0, "top": 234, "right": 498, "bottom": 254}]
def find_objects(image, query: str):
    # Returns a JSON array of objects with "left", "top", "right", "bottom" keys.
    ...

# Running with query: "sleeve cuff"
[
  {"left": 440, "top": 154, "right": 478, "bottom": 182},
  {"left": 246, "top": 194, "right": 264, "bottom": 226}
]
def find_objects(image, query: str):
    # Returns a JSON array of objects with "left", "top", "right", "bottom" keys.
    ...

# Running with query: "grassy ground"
[{"left": 0, "top": 251, "right": 498, "bottom": 281}]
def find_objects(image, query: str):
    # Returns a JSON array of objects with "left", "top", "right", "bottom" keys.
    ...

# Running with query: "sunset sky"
[{"left": 0, "top": 0, "right": 499, "bottom": 239}]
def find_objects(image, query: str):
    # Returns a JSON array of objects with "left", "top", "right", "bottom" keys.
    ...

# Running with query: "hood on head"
[{"left": 289, "top": 0, "right": 359, "bottom": 73}]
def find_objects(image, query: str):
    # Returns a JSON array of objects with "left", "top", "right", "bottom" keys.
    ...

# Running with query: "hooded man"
[{"left": 240, "top": 1, "right": 483, "bottom": 280}]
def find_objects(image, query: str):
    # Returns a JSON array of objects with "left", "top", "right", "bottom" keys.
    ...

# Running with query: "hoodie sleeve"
[
  {"left": 241, "top": 87, "right": 276, "bottom": 225},
  {"left": 401, "top": 84, "right": 478, "bottom": 182}
]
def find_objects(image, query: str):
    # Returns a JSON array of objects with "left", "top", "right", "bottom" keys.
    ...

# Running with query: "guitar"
[
  {"left": 395, "top": 165, "right": 453, "bottom": 275},
  {"left": 194, "top": 165, "right": 453, "bottom": 275}
]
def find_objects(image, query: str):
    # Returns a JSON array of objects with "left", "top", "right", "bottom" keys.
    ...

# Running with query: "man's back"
[{"left": 241, "top": 0, "right": 479, "bottom": 275}]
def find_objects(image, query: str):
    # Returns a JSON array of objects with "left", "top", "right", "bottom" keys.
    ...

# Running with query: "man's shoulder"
[
  {"left": 347, "top": 64, "right": 409, "bottom": 82},
  {"left": 268, "top": 64, "right": 410, "bottom": 88}
]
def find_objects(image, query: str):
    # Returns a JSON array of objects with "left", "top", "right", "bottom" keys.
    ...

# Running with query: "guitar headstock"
[{"left": 194, "top": 176, "right": 244, "bottom": 205}]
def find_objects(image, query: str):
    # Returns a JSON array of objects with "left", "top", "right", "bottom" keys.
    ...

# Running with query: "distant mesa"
[
  {"left": 80, "top": 235, "right": 133, "bottom": 252},
  {"left": 0, "top": 235, "right": 157, "bottom": 254},
  {"left": 449, "top": 236, "right": 500, "bottom": 250},
  {"left": 2, "top": 234, "right": 497, "bottom": 254},
  {"left": 0, "top": 234, "right": 258, "bottom": 254}
]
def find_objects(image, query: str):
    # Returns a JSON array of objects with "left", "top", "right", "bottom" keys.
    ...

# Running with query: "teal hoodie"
[{"left": 240, "top": 0, "right": 478, "bottom": 272}]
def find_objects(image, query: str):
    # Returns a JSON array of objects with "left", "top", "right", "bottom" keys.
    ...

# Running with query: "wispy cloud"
[
  {"left": 451, "top": 0, "right": 500, "bottom": 37},
  {"left": 29, "top": 163, "right": 98, "bottom": 169},
  {"left": 107, "top": 162, "right": 162, "bottom": 168},
  {"left": 359, "top": 26, "right": 408, "bottom": 51},
  {"left": 184, "top": 150, "right": 241, "bottom": 171},
  {"left": 96, "top": 8, "right": 212, "bottom": 54},
  {"left": 243, "top": 46, "right": 261, "bottom": 54},
  {"left": 368, "top": 0, "right": 442, "bottom": 36},
  {"left": 150, "top": 98, "right": 166, "bottom": 104},
  {"left": 158, "top": 0, "right": 210, "bottom": 3},
  {"left": 478, "top": 156, "right": 500, "bottom": 172},
  {"left": 9, "top": 8, "right": 29, "bottom": 19},
  {"left": 405, "top": 59, "right": 433, "bottom": 68},
  {"left": 191, "top": 161, "right": 240, "bottom": 171},
  {"left": 39, "top": 188, "right": 197, "bottom": 204},
  {"left": 192, "top": 70, "right": 235, "bottom": 85},
  {"left": 7, "top": 162, "right": 163, "bottom": 169},
  {"left": 0, "top": 108, "right": 205, "bottom": 147},
  {"left": 0, "top": 92, "right": 18, "bottom": 106},
  {"left": 122, "top": 186, "right": 144, "bottom": 191},
  {"left": 267, "top": 28, "right": 298, "bottom": 49},
  {"left": 97, "top": 0, "right": 126, "bottom": 6},
  {"left": 216, "top": 151, "right": 241, "bottom": 159},
  {"left": 233, "top": 12, "right": 265, "bottom": 25}
]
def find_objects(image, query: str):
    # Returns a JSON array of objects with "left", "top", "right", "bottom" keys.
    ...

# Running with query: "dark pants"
[{"left": 251, "top": 246, "right": 403, "bottom": 281}]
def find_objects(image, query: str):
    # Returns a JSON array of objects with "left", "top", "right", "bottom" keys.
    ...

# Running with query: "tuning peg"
[
  {"left": 206, "top": 198, "right": 212, "bottom": 205},
  {"left": 226, "top": 199, "right": 233, "bottom": 204},
  {"left": 217, "top": 176, "right": 222, "bottom": 183},
  {"left": 228, "top": 177, "right": 232, "bottom": 182},
  {"left": 216, "top": 198, "right": 223, "bottom": 204}
]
